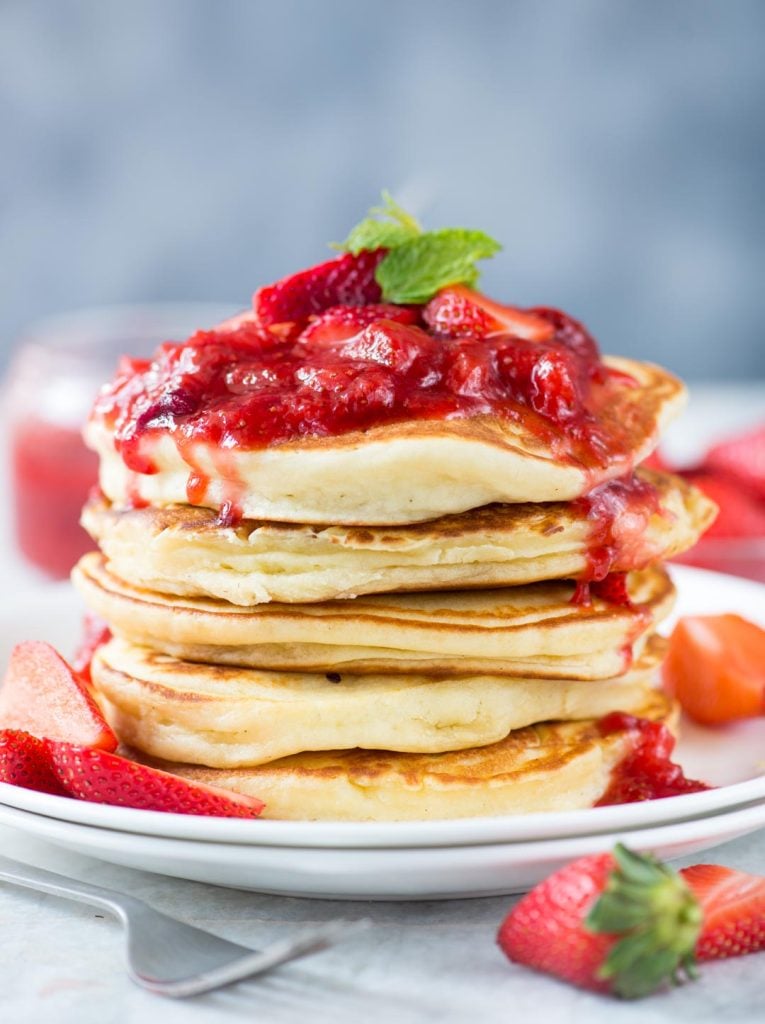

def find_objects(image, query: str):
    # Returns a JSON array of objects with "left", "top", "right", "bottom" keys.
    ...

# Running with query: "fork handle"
[{"left": 0, "top": 853, "right": 138, "bottom": 922}]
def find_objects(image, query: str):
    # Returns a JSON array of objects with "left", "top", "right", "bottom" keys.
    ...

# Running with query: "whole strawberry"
[{"left": 498, "top": 844, "right": 765, "bottom": 998}]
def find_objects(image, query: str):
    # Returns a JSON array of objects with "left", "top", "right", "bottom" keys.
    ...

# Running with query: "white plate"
[
  {"left": 0, "top": 566, "right": 763, "bottom": 896},
  {"left": 2, "top": 798, "right": 765, "bottom": 900}
]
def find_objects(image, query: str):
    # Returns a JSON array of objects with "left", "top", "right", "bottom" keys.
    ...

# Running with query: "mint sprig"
[
  {"left": 336, "top": 190, "right": 422, "bottom": 255},
  {"left": 336, "top": 193, "right": 502, "bottom": 304}
]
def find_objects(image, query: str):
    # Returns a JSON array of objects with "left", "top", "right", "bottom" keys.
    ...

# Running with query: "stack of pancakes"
[{"left": 74, "top": 358, "right": 716, "bottom": 821}]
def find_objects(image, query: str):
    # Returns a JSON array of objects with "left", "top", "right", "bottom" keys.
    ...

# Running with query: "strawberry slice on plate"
[
  {"left": 253, "top": 250, "right": 385, "bottom": 328},
  {"left": 663, "top": 614, "right": 765, "bottom": 725},
  {"left": 0, "top": 729, "right": 67, "bottom": 796},
  {"left": 498, "top": 844, "right": 765, "bottom": 998},
  {"left": 0, "top": 641, "right": 117, "bottom": 751},
  {"left": 46, "top": 742, "right": 265, "bottom": 818},
  {"left": 423, "top": 284, "right": 554, "bottom": 342}
]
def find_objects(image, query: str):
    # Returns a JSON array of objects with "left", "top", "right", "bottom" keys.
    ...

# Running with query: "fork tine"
[{"left": 139, "top": 918, "right": 372, "bottom": 998}]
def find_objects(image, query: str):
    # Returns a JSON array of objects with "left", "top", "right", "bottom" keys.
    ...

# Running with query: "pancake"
[
  {"left": 92, "top": 635, "right": 667, "bottom": 769},
  {"left": 129, "top": 689, "right": 678, "bottom": 819},
  {"left": 80, "top": 469, "right": 714, "bottom": 606},
  {"left": 85, "top": 357, "right": 685, "bottom": 525},
  {"left": 74, "top": 556, "right": 674, "bottom": 679}
]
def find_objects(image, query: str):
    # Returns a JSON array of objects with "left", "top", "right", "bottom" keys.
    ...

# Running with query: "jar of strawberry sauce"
[{"left": 5, "top": 305, "right": 234, "bottom": 578}]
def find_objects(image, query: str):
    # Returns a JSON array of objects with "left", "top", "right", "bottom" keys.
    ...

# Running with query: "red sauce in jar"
[
  {"left": 11, "top": 419, "right": 98, "bottom": 578},
  {"left": 596, "top": 712, "right": 711, "bottom": 805}
]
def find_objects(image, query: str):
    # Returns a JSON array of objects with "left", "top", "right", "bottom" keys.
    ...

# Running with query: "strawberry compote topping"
[
  {"left": 596, "top": 712, "right": 710, "bottom": 805},
  {"left": 91, "top": 253, "right": 646, "bottom": 484},
  {"left": 572, "top": 473, "right": 662, "bottom": 582}
]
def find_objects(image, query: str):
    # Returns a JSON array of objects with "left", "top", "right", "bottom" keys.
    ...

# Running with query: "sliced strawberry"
[
  {"left": 46, "top": 742, "right": 265, "bottom": 818},
  {"left": 497, "top": 844, "right": 701, "bottom": 998},
  {"left": 423, "top": 284, "right": 554, "bottom": 341},
  {"left": 300, "top": 303, "right": 419, "bottom": 346},
  {"left": 705, "top": 424, "right": 765, "bottom": 502},
  {"left": 681, "top": 864, "right": 765, "bottom": 961},
  {"left": 663, "top": 614, "right": 765, "bottom": 724},
  {"left": 0, "top": 641, "right": 117, "bottom": 751},
  {"left": 72, "top": 613, "right": 112, "bottom": 685},
  {"left": 253, "top": 250, "right": 385, "bottom": 328},
  {"left": 0, "top": 729, "right": 68, "bottom": 796},
  {"left": 683, "top": 472, "right": 765, "bottom": 540}
]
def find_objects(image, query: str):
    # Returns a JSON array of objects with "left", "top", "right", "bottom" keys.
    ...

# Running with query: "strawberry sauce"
[
  {"left": 90, "top": 260, "right": 650, "bottom": 492},
  {"left": 596, "top": 712, "right": 710, "bottom": 805}
]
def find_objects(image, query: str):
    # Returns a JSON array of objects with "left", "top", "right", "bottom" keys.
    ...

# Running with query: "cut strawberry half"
[
  {"left": 300, "top": 303, "right": 420, "bottom": 346},
  {"left": 46, "top": 742, "right": 265, "bottom": 818},
  {"left": 0, "top": 729, "right": 68, "bottom": 796},
  {"left": 253, "top": 250, "right": 385, "bottom": 328},
  {"left": 423, "top": 284, "right": 554, "bottom": 342},
  {"left": 681, "top": 864, "right": 765, "bottom": 961},
  {"left": 0, "top": 641, "right": 117, "bottom": 751},
  {"left": 705, "top": 424, "right": 765, "bottom": 503},
  {"left": 663, "top": 614, "right": 765, "bottom": 724}
]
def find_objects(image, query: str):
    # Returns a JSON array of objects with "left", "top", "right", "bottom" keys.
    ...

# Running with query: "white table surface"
[{"left": 0, "top": 382, "right": 763, "bottom": 1024}]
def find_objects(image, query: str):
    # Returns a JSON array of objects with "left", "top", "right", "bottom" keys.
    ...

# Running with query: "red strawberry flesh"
[
  {"left": 46, "top": 741, "right": 264, "bottom": 818},
  {"left": 0, "top": 641, "right": 117, "bottom": 751},
  {"left": 253, "top": 250, "right": 385, "bottom": 327},
  {"left": 681, "top": 864, "right": 765, "bottom": 961},
  {"left": 0, "top": 729, "right": 68, "bottom": 796}
]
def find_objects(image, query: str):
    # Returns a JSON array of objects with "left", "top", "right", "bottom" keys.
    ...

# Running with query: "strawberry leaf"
[{"left": 376, "top": 229, "right": 502, "bottom": 304}]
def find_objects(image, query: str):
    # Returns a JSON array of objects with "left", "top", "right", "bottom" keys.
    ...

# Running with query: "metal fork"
[{"left": 0, "top": 854, "right": 368, "bottom": 998}]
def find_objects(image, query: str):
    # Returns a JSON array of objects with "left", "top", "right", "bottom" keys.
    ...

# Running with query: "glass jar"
[{"left": 4, "top": 303, "right": 234, "bottom": 578}]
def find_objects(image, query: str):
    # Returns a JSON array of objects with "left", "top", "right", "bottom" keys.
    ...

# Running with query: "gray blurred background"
[{"left": 2, "top": 0, "right": 764, "bottom": 379}]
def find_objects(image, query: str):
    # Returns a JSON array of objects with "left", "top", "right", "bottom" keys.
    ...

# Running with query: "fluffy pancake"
[
  {"left": 130, "top": 689, "right": 678, "bottom": 819},
  {"left": 85, "top": 357, "right": 685, "bottom": 525},
  {"left": 80, "top": 469, "right": 714, "bottom": 606},
  {"left": 92, "top": 635, "right": 667, "bottom": 769},
  {"left": 75, "top": 556, "right": 674, "bottom": 679}
]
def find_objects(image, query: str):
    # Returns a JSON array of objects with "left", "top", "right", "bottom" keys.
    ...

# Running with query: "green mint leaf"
[
  {"left": 376, "top": 228, "right": 502, "bottom": 304},
  {"left": 335, "top": 190, "right": 422, "bottom": 254}
]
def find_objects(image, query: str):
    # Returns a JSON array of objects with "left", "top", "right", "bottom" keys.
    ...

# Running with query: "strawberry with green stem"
[{"left": 498, "top": 843, "right": 765, "bottom": 998}]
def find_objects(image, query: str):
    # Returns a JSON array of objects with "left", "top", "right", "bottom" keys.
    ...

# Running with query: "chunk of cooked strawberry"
[
  {"left": 253, "top": 250, "right": 385, "bottom": 327},
  {"left": 0, "top": 729, "right": 68, "bottom": 796},
  {"left": 0, "top": 641, "right": 117, "bottom": 751},
  {"left": 46, "top": 741, "right": 265, "bottom": 818},
  {"left": 300, "top": 303, "right": 420, "bottom": 346},
  {"left": 423, "top": 284, "right": 554, "bottom": 341},
  {"left": 495, "top": 338, "right": 587, "bottom": 422},
  {"left": 590, "top": 573, "right": 632, "bottom": 607},
  {"left": 340, "top": 320, "right": 439, "bottom": 377},
  {"left": 528, "top": 306, "right": 601, "bottom": 362},
  {"left": 705, "top": 424, "right": 765, "bottom": 502}
]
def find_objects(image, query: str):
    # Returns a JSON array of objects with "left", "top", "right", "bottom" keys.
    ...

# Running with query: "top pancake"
[
  {"left": 85, "top": 356, "right": 685, "bottom": 525},
  {"left": 81, "top": 469, "right": 713, "bottom": 606}
]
